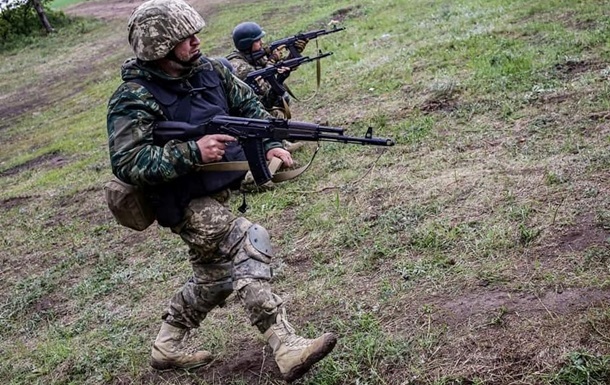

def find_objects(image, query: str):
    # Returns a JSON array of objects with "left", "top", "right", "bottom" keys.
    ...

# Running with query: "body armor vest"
[{"left": 131, "top": 59, "right": 247, "bottom": 227}]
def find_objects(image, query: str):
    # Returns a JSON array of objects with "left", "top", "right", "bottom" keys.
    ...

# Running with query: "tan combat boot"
[
  {"left": 264, "top": 311, "right": 337, "bottom": 382},
  {"left": 150, "top": 322, "right": 213, "bottom": 370},
  {"left": 283, "top": 140, "right": 305, "bottom": 153}
]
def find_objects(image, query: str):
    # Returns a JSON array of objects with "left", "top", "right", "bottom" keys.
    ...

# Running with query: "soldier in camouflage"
[
  {"left": 106, "top": 0, "right": 336, "bottom": 382},
  {"left": 226, "top": 21, "right": 308, "bottom": 152}
]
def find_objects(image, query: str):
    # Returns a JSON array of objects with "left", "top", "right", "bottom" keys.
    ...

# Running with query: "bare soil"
[
  {"left": 3, "top": 1, "right": 610, "bottom": 384},
  {"left": 64, "top": 0, "right": 229, "bottom": 20}
]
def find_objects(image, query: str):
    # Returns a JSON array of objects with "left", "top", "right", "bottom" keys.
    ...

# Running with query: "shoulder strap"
[
  {"left": 206, "top": 57, "right": 232, "bottom": 82},
  {"left": 194, "top": 147, "right": 318, "bottom": 183},
  {"left": 226, "top": 51, "right": 246, "bottom": 61}
]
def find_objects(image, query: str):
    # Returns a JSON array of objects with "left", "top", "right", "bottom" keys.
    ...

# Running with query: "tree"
[
  {"left": 29, "top": 0, "right": 54, "bottom": 33},
  {"left": 0, "top": 0, "right": 55, "bottom": 35},
  {"left": 0, "top": 0, "right": 72, "bottom": 48}
]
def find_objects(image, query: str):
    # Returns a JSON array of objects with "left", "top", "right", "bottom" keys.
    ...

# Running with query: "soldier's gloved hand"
[
  {"left": 294, "top": 38, "right": 308, "bottom": 53},
  {"left": 268, "top": 46, "right": 285, "bottom": 63}
]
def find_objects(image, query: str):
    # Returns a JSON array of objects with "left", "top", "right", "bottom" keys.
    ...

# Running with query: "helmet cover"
[{"left": 128, "top": 0, "right": 205, "bottom": 61}]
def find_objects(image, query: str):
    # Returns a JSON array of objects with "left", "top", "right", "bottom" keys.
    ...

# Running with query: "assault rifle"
[
  {"left": 244, "top": 51, "right": 333, "bottom": 96},
  {"left": 252, "top": 25, "right": 345, "bottom": 61},
  {"left": 155, "top": 115, "right": 394, "bottom": 186}
]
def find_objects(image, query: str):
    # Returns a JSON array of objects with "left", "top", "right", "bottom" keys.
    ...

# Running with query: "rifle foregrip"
[{"left": 242, "top": 140, "right": 272, "bottom": 186}]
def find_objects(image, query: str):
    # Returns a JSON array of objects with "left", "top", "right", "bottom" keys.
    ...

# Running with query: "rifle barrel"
[{"left": 314, "top": 133, "right": 395, "bottom": 146}]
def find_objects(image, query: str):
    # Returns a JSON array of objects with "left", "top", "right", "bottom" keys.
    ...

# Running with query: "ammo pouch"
[{"left": 104, "top": 177, "right": 155, "bottom": 231}]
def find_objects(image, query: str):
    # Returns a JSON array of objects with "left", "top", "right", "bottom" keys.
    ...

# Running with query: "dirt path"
[
  {"left": 64, "top": 0, "right": 229, "bottom": 20},
  {"left": 0, "top": 0, "right": 232, "bottom": 127}
]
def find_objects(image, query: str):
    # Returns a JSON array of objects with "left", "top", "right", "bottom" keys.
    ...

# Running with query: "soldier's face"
[
  {"left": 252, "top": 39, "right": 263, "bottom": 51},
  {"left": 174, "top": 34, "right": 201, "bottom": 62}
]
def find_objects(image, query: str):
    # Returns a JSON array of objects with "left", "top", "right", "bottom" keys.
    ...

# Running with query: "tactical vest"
[{"left": 130, "top": 59, "right": 247, "bottom": 227}]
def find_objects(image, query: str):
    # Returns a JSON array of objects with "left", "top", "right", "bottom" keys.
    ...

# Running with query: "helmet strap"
[
  {"left": 244, "top": 49, "right": 266, "bottom": 65},
  {"left": 166, "top": 50, "right": 202, "bottom": 68}
]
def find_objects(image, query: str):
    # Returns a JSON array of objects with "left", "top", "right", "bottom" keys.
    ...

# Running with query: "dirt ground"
[
  {"left": 64, "top": 0, "right": 229, "bottom": 20},
  {"left": 3, "top": 1, "right": 609, "bottom": 384}
]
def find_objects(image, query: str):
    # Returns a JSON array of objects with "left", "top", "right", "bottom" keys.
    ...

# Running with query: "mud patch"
[
  {"left": 439, "top": 288, "right": 610, "bottom": 326},
  {"left": 199, "top": 341, "right": 280, "bottom": 382},
  {"left": 142, "top": 339, "right": 281, "bottom": 384},
  {"left": 420, "top": 97, "right": 459, "bottom": 113},
  {"left": 0, "top": 150, "right": 67, "bottom": 178},
  {"left": 331, "top": 5, "right": 364, "bottom": 23},
  {"left": 1, "top": 195, "right": 35, "bottom": 210},
  {"left": 554, "top": 213, "right": 609, "bottom": 254},
  {"left": 553, "top": 59, "right": 605, "bottom": 81},
  {"left": 393, "top": 287, "right": 610, "bottom": 383},
  {"left": 419, "top": 83, "right": 461, "bottom": 113}
]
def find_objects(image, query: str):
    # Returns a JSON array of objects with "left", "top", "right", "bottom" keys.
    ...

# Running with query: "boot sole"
[
  {"left": 150, "top": 358, "right": 211, "bottom": 371},
  {"left": 282, "top": 333, "right": 338, "bottom": 383}
]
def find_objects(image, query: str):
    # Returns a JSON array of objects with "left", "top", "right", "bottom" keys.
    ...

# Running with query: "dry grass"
[{"left": 3, "top": 0, "right": 610, "bottom": 384}]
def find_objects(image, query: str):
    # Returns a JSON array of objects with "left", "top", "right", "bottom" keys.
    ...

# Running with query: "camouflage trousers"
[{"left": 162, "top": 190, "right": 283, "bottom": 332}]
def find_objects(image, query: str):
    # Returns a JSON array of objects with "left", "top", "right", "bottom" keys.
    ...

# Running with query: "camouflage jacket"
[
  {"left": 226, "top": 50, "right": 282, "bottom": 111},
  {"left": 107, "top": 57, "right": 278, "bottom": 187}
]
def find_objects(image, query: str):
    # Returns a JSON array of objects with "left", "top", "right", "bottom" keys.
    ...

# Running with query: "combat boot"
[
  {"left": 283, "top": 140, "right": 304, "bottom": 153},
  {"left": 264, "top": 311, "right": 337, "bottom": 382},
  {"left": 150, "top": 322, "right": 213, "bottom": 370}
]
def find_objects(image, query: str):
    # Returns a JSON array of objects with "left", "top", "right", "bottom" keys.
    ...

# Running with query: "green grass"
[
  {"left": 3, "top": 0, "right": 610, "bottom": 384},
  {"left": 49, "top": 0, "right": 85, "bottom": 9}
]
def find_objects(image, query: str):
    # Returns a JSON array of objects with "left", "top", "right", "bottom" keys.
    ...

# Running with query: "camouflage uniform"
[
  {"left": 108, "top": 1, "right": 336, "bottom": 378},
  {"left": 227, "top": 51, "right": 288, "bottom": 119},
  {"left": 107, "top": 54, "right": 283, "bottom": 332}
]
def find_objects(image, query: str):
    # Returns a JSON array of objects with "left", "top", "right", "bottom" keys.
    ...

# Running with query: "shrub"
[{"left": 0, "top": 0, "right": 73, "bottom": 51}]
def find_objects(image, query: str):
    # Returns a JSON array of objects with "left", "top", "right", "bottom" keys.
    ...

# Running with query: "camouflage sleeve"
[
  {"left": 229, "top": 57, "right": 254, "bottom": 81},
  {"left": 106, "top": 82, "right": 203, "bottom": 187},
  {"left": 228, "top": 57, "right": 274, "bottom": 103}
]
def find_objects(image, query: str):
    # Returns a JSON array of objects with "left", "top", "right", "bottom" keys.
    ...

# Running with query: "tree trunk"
[{"left": 29, "top": 0, "right": 54, "bottom": 33}]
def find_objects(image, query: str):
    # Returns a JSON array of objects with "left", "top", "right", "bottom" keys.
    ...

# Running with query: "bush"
[{"left": 0, "top": 0, "right": 73, "bottom": 51}]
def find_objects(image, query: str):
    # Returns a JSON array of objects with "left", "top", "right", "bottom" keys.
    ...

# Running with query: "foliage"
[
  {"left": 548, "top": 352, "right": 610, "bottom": 385},
  {"left": 0, "top": 0, "right": 73, "bottom": 51}
]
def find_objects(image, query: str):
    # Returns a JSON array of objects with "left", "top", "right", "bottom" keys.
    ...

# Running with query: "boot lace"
[
  {"left": 179, "top": 329, "right": 199, "bottom": 355},
  {"left": 276, "top": 312, "right": 314, "bottom": 349}
]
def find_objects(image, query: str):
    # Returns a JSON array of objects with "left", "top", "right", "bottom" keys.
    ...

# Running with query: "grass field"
[
  {"left": 49, "top": 0, "right": 83, "bottom": 9},
  {"left": 2, "top": 0, "right": 610, "bottom": 384}
]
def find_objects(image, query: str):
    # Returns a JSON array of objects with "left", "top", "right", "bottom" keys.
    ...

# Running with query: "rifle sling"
[
  {"left": 285, "top": 47, "right": 323, "bottom": 104},
  {"left": 193, "top": 154, "right": 314, "bottom": 183}
]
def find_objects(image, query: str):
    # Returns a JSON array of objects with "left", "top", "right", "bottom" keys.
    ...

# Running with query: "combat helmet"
[
  {"left": 128, "top": 0, "right": 205, "bottom": 61},
  {"left": 232, "top": 21, "right": 265, "bottom": 52}
]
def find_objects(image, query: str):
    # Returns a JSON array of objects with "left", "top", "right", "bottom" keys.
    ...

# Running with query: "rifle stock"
[{"left": 154, "top": 115, "right": 394, "bottom": 185}]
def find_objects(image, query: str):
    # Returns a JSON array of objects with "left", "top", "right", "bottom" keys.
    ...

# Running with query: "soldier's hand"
[
  {"left": 294, "top": 39, "right": 308, "bottom": 53},
  {"left": 254, "top": 75, "right": 267, "bottom": 91},
  {"left": 268, "top": 46, "right": 285, "bottom": 63},
  {"left": 266, "top": 147, "right": 293, "bottom": 168},
  {"left": 196, "top": 134, "right": 236, "bottom": 163},
  {"left": 276, "top": 66, "right": 291, "bottom": 83}
]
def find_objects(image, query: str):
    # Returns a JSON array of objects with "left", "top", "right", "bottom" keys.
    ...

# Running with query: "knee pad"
[{"left": 232, "top": 221, "right": 274, "bottom": 284}]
